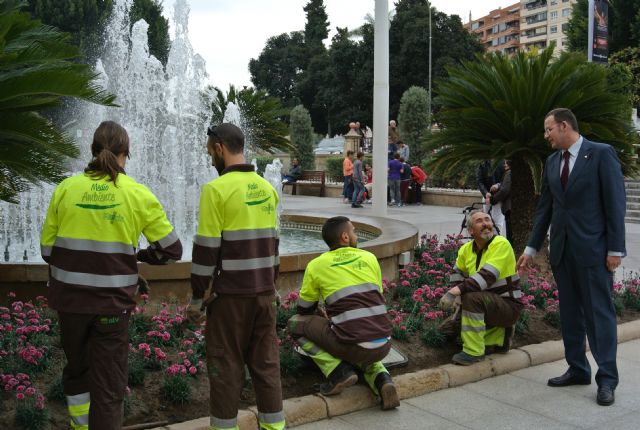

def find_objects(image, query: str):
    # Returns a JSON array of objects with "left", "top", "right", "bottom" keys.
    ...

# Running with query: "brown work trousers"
[
  {"left": 461, "top": 292, "right": 522, "bottom": 327},
  {"left": 58, "top": 311, "right": 130, "bottom": 430},
  {"left": 292, "top": 315, "right": 391, "bottom": 368},
  {"left": 205, "top": 293, "right": 283, "bottom": 420}
]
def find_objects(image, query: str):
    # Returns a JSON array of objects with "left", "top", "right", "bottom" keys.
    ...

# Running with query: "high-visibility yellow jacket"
[
  {"left": 191, "top": 164, "right": 279, "bottom": 297},
  {"left": 297, "top": 246, "right": 391, "bottom": 343},
  {"left": 450, "top": 235, "right": 522, "bottom": 300},
  {"left": 40, "top": 173, "right": 182, "bottom": 314}
]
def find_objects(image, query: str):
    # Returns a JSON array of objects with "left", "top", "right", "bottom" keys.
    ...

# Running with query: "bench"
[{"left": 283, "top": 170, "right": 326, "bottom": 197}]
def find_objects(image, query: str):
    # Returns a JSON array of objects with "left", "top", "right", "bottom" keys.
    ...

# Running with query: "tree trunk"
[{"left": 510, "top": 157, "right": 539, "bottom": 255}]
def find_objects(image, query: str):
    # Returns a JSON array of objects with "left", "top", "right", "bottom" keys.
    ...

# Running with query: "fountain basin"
[{"left": 0, "top": 212, "right": 418, "bottom": 303}]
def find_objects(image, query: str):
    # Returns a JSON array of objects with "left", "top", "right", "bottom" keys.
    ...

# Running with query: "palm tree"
[
  {"left": 426, "top": 46, "right": 638, "bottom": 252},
  {"left": 210, "top": 85, "right": 292, "bottom": 154},
  {"left": 0, "top": 0, "right": 116, "bottom": 203}
]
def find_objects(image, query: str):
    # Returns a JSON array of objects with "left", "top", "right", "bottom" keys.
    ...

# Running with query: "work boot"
[
  {"left": 318, "top": 362, "right": 358, "bottom": 396},
  {"left": 452, "top": 351, "right": 485, "bottom": 366},
  {"left": 374, "top": 372, "right": 400, "bottom": 410}
]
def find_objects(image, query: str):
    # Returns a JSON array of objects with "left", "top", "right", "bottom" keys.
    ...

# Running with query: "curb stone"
[{"left": 151, "top": 320, "right": 640, "bottom": 429}]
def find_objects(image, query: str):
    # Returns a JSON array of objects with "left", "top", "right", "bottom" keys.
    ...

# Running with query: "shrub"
[
  {"left": 161, "top": 373, "right": 191, "bottom": 405},
  {"left": 14, "top": 389, "right": 48, "bottom": 430},
  {"left": 420, "top": 321, "right": 447, "bottom": 347},
  {"left": 279, "top": 341, "right": 304, "bottom": 377},
  {"left": 324, "top": 156, "right": 344, "bottom": 182},
  {"left": 290, "top": 105, "right": 316, "bottom": 171},
  {"left": 45, "top": 375, "right": 65, "bottom": 402},
  {"left": 254, "top": 156, "right": 274, "bottom": 176},
  {"left": 515, "top": 311, "right": 530, "bottom": 337},
  {"left": 128, "top": 350, "right": 146, "bottom": 387}
]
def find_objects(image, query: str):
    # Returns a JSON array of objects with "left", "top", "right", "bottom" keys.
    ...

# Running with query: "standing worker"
[
  {"left": 40, "top": 121, "right": 183, "bottom": 430},
  {"left": 517, "top": 108, "right": 626, "bottom": 406},
  {"left": 287, "top": 216, "right": 399, "bottom": 410},
  {"left": 189, "top": 123, "right": 285, "bottom": 430}
]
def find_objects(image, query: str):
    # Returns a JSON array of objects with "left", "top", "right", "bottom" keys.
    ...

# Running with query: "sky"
[{"left": 161, "top": 0, "right": 509, "bottom": 88}]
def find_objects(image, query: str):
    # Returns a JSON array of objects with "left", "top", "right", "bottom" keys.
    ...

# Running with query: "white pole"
[
  {"left": 372, "top": 0, "right": 389, "bottom": 217},
  {"left": 587, "top": 0, "right": 595, "bottom": 62},
  {"left": 428, "top": 2, "right": 432, "bottom": 125}
]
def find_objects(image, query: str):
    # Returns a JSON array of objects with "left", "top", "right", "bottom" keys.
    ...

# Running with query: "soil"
[{"left": 4, "top": 309, "right": 637, "bottom": 429}]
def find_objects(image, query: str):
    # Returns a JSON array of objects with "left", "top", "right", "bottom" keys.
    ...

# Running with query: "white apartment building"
[{"left": 520, "top": 0, "right": 576, "bottom": 53}]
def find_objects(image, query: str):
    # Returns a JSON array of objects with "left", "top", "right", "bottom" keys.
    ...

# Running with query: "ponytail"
[{"left": 85, "top": 121, "right": 130, "bottom": 185}]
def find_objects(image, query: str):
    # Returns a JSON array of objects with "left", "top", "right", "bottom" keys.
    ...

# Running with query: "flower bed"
[{"left": 2, "top": 234, "right": 640, "bottom": 429}]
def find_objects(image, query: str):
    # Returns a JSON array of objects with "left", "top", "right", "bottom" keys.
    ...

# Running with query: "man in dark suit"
[{"left": 517, "top": 108, "right": 626, "bottom": 406}]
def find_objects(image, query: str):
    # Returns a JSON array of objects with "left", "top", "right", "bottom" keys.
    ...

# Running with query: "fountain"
[{"left": 0, "top": 0, "right": 418, "bottom": 301}]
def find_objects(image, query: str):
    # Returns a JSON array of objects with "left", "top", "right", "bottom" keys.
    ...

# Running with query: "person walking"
[
  {"left": 343, "top": 150, "right": 354, "bottom": 203},
  {"left": 440, "top": 210, "right": 523, "bottom": 365},
  {"left": 189, "top": 123, "right": 285, "bottom": 430},
  {"left": 351, "top": 152, "right": 365, "bottom": 208},
  {"left": 517, "top": 108, "right": 626, "bottom": 406},
  {"left": 287, "top": 216, "right": 399, "bottom": 410},
  {"left": 40, "top": 121, "right": 183, "bottom": 430}
]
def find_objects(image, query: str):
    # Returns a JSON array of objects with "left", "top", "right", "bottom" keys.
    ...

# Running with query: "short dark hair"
[
  {"left": 346, "top": 150, "right": 354, "bottom": 156},
  {"left": 545, "top": 108, "right": 579, "bottom": 132},
  {"left": 356, "top": 151, "right": 364, "bottom": 158},
  {"left": 207, "top": 123, "right": 244, "bottom": 154},
  {"left": 322, "top": 216, "right": 351, "bottom": 249}
]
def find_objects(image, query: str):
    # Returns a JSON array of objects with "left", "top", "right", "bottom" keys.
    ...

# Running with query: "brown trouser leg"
[
  {"left": 59, "top": 311, "right": 129, "bottom": 430},
  {"left": 292, "top": 315, "right": 390, "bottom": 368},
  {"left": 205, "top": 294, "right": 283, "bottom": 420},
  {"left": 461, "top": 292, "right": 520, "bottom": 327}
]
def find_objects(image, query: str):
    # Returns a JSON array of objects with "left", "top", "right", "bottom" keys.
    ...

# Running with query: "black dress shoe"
[
  {"left": 597, "top": 386, "right": 615, "bottom": 406},
  {"left": 547, "top": 371, "right": 591, "bottom": 387}
]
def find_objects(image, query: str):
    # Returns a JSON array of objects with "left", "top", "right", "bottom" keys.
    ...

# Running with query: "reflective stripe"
[
  {"left": 210, "top": 415, "right": 238, "bottom": 429},
  {"left": 193, "top": 234, "right": 221, "bottom": 248},
  {"left": 51, "top": 266, "right": 138, "bottom": 288},
  {"left": 331, "top": 304, "right": 387, "bottom": 324},
  {"left": 481, "top": 263, "right": 500, "bottom": 278},
  {"left": 449, "top": 273, "right": 464, "bottom": 282},
  {"left": 470, "top": 273, "right": 488, "bottom": 290},
  {"left": 493, "top": 274, "right": 521, "bottom": 287},
  {"left": 358, "top": 338, "right": 390, "bottom": 349},
  {"left": 157, "top": 229, "right": 179, "bottom": 249},
  {"left": 461, "top": 325, "right": 485, "bottom": 333},
  {"left": 258, "top": 411, "right": 285, "bottom": 424},
  {"left": 297, "top": 298, "right": 317, "bottom": 308},
  {"left": 55, "top": 237, "right": 134, "bottom": 255},
  {"left": 325, "top": 283, "right": 379, "bottom": 305},
  {"left": 298, "top": 337, "right": 321, "bottom": 355},
  {"left": 66, "top": 393, "right": 90, "bottom": 406},
  {"left": 500, "top": 290, "right": 523, "bottom": 299},
  {"left": 41, "top": 245, "right": 52, "bottom": 257},
  {"left": 70, "top": 414, "right": 89, "bottom": 426},
  {"left": 453, "top": 265, "right": 468, "bottom": 277},
  {"left": 223, "top": 228, "right": 277, "bottom": 241},
  {"left": 461, "top": 311, "right": 484, "bottom": 321},
  {"left": 275, "top": 255, "right": 280, "bottom": 266},
  {"left": 191, "top": 263, "right": 216, "bottom": 277},
  {"left": 222, "top": 256, "right": 276, "bottom": 271}
]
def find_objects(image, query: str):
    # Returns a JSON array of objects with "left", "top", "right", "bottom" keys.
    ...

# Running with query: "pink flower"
[
  {"left": 16, "top": 393, "right": 25, "bottom": 400},
  {"left": 25, "top": 387, "right": 35, "bottom": 396},
  {"left": 189, "top": 366, "right": 197, "bottom": 375}
]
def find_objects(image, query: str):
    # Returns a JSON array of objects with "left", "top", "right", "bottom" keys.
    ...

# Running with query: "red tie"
[{"left": 561, "top": 151, "right": 570, "bottom": 190}]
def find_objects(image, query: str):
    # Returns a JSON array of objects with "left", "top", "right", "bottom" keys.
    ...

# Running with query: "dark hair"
[
  {"left": 505, "top": 159, "right": 512, "bottom": 168},
  {"left": 322, "top": 216, "right": 351, "bottom": 250},
  {"left": 346, "top": 150, "right": 354, "bottom": 157},
  {"left": 207, "top": 123, "right": 244, "bottom": 154},
  {"left": 546, "top": 108, "right": 579, "bottom": 132},
  {"left": 85, "top": 121, "right": 129, "bottom": 184},
  {"left": 356, "top": 151, "right": 364, "bottom": 158},
  {"left": 394, "top": 153, "right": 400, "bottom": 159}
]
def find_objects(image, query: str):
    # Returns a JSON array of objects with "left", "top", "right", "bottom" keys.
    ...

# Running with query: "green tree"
[
  {"left": 210, "top": 85, "right": 291, "bottom": 153},
  {"left": 610, "top": 47, "right": 640, "bottom": 109},
  {"left": 289, "top": 105, "right": 316, "bottom": 170},
  {"left": 566, "top": 0, "right": 640, "bottom": 54},
  {"left": 303, "top": 0, "right": 329, "bottom": 57},
  {"left": 397, "top": 86, "right": 430, "bottom": 165},
  {"left": 426, "top": 47, "right": 638, "bottom": 252},
  {"left": 130, "top": 0, "right": 170, "bottom": 66},
  {"left": 249, "top": 31, "right": 306, "bottom": 106},
  {"left": 0, "top": 0, "right": 116, "bottom": 203},
  {"left": 26, "top": 0, "right": 112, "bottom": 58}
]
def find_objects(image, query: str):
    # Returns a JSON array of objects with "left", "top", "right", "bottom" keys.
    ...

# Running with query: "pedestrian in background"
[
  {"left": 343, "top": 150, "right": 354, "bottom": 204},
  {"left": 351, "top": 152, "right": 365, "bottom": 208},
  {"left": 411, "top": 163, "right": 427, "bottom": 206},
  {"left": 387, "top": 153, "right": 403, "bottom": 206}
]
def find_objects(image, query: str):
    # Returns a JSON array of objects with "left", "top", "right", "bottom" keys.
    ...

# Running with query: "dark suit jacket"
[{"left": 527, "top": 138, "right": 626, "bottom": 267}]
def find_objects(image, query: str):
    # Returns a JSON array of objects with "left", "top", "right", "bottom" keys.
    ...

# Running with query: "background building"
[{"left": 465, "top": 3, "right": 521, "bottom": 54}]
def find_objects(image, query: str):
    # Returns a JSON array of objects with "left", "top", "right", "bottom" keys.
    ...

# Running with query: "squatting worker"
[
  {"left": 440, "top": 210, "right": 523, "bottom": 365},
  {"left": 517, "top": 108, "right": 626, "bottom": 407},
  {"left": 189, "top": 123, "right": 285, "bottom": 430},
  {"left": 40, "top": 120, "right": 182, "bottom": 430},
  {"left": 287, "top": 216, "right": 400, "bottom": 410}
]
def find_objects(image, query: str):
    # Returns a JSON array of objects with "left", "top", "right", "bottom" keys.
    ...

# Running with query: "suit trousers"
[
  {"left": 59, "top": 311, "right": 130, "bottom": 430},
  {"left": 552, "top": 244, "right": 618, "bottom": 388}
]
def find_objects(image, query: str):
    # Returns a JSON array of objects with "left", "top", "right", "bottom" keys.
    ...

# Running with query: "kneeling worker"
[
  {"left": 288, "top": 216, "right": 399, "bottom": 410},
  {"left": 440, "top": 210, "right": 523, "bottom": 365}
]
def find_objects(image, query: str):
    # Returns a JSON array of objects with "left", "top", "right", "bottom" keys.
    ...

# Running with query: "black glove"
[{"left": 136, "top": 275, "right": 150, "bottom": 295}]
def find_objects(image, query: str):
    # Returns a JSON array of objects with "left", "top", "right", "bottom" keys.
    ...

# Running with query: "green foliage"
[
  {"left": 303, "top": 0, "right": 329, "bottom": 56},
  {"left": 15, "top": 402, "right": 49, "bottom": 430},
  {"left": 130, "top": 0, "right": 170, "bottom": 66},
  {"left": 543, "top": 309, "right": 561, "bottom": 328},
  {"left": 254, "top": 156, "right": 274, "bottom": 177},
  {"left": 45, "top": 375, "right": 65, "bottom": 402},
  {"left": 398, "top": 86, "right": 430, "bottom": 165},
  {"left": 0, "top": 0, "right": 116, "bottom": 202},
  {"left": 289, "top": 105, "right": 316, "bottom": 170},
  {"left": 210, "top": 85, "right": 291, "bottom": 153},
  {"left": 515, "top": 311, "right": 530, "bottom": 337},
  {"left": 279, "top": 342, "right": 304, "bottom": 377},
  {"left": 161, "top": 374, "right": 191, "bottom": 405},
  {"left": 420, "top": 321, "right": 447, "bottom": 347},
  {"left": 391, "top": 324, "right": 409, "bottom": 341},
  {"left": 566, "top": 0, "right": 589, "bottom": 53},
  {"left": 324, "top": 156, "right": 344, "bottom": 182},
  {"left": 611, "top": 47, "right": 640, "bottom": 109},
  {"left": 128, "top": 350, "right": 146, "bottom": 387}
]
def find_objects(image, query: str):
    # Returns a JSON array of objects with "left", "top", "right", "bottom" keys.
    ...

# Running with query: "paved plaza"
[{"left": 284, "top": 194, "right": 640, "bottom": 430}]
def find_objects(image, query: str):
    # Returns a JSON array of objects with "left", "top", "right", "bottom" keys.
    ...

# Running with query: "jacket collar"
[{"left": 220, "top": 164, "right": 255, "bottom": 176}]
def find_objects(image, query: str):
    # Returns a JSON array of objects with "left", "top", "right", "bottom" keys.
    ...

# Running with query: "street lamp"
[{"left": 428, "top": 1, "right": 432, "bottom": 128}]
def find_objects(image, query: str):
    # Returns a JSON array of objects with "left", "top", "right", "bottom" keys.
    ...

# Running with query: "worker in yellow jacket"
[
  {"left": 41, "top": 121, "right": 182, "bottom": 429},
  {"left": 440, "top": 210, "right": 523, "bottom": 365},
  {"left": 288, "top": 216, "right": 399, "bottom": 410},
  {"left": 189, "top": 123, "right": 284, "bottom": 430}
]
